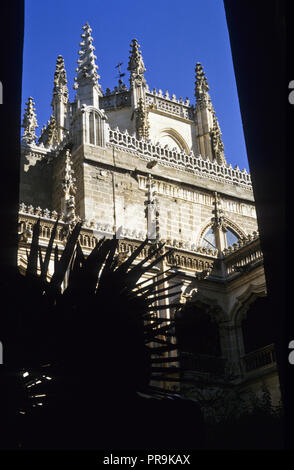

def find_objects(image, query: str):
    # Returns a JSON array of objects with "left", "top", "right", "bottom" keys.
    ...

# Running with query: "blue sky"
[{"left": 22, "top": 0, "right": 249, "bottom": 171}]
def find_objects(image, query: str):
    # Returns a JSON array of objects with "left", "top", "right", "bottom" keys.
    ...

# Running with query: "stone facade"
[{"left": 19, "top": 23, "right": 280, "bottom": 409}]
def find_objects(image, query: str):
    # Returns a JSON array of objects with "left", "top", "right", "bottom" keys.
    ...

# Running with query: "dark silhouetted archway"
[
  {"left": 176, "top": 303, "right": 221, "bottom": 357},
  {"left": 242, "top": 296, "right": 276, "bottom": 354}
]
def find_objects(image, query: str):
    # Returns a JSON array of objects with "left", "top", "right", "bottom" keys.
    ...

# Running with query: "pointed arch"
[
  {"left": 197, "top": 220, "right": 215, "bottom": 246},
  {"left": 197, "top": 217, "right": 247, "bottom": 247},
  {"left": 230, "top": 282, "right": 267, "bottom": 325},
  {"left": 223, "top": 217, "right": 247, "bottom": 239},
  {"left": 156, "top": 128, "right": 190, "bottom": 154}
]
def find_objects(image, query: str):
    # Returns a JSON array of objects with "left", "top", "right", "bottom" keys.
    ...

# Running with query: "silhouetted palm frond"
[
  {"left": 16, "top": 223, "right": 183, "bottom": 409},
  {"left": 0, "top": 220, "right": 206, "bottom": 450}
]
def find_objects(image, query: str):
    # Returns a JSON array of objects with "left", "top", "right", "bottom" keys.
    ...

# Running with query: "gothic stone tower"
[{"left": 19, "top": 23, "right": 280, "bottom": 408}]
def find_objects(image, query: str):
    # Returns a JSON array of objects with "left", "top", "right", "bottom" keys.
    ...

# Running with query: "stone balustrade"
[
  {"left": 223, "top": 230, "right": 259, "bottom": 255},
  {"left": 242, "top": 344, "right": 276, "bottom": 373},
  {"left": 180, "top": 351, "right": 226, "bottom": 375},
  {"left": 223, "top": 232, "right": 263, "bottom": 277},
  {"left": 108, "top": 128, "right": 252, "bottom": 188},
  {"left": 100, "top": 90, "right": 131, "bottom": 110},
  {"left": 146, "top": 90, "right": 194, "bottom": 120}
]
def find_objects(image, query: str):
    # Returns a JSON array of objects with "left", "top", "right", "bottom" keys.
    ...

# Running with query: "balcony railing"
[
  {"left": 108, "top": 128, "right": 252, "bottom": 188},
  {"left": 180, "top": 351, "right": 225, "bottom": 375},
  {"left": 242, "top": 344, "right": 276, "bottom": 373},
  {"left": 223, "top": 235, "right": 263, "bottom": 278}
]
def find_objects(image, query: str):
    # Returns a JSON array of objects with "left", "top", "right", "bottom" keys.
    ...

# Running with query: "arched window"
[
  {"left": 156, "top": 128, "right": 190, "bottom": 154},
  {"left": 201, "top": 225, "right": 240, "bottom": 250},
  {"left": 89, "top": 112, "right": 95, "bottom": 144},
  {"left": 225, "top": 228, "right": 239, "bottom": 248},
  {"left": 87, "top": 109, "right": 105, "bottom": 146},
  {"left": 201, "top": 227, "right": 217, "bottom": 249}
]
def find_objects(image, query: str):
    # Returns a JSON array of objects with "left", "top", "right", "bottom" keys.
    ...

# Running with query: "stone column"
[{"left": 218, "top": 321, "right": 244, "bottom": 378}]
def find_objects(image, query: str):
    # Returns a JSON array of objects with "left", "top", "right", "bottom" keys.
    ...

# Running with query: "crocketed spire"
[
  {"left": 22, "top": 97, "right": 38, "bottom": 144},
  {"left": 61, "top": 149, "right": 77, "bottom": 232},
  {"left": 73, "top": 22, "right": 102, "bottom": 95},
  {"left": 52, "top": 55, "right": 68, "bottom": 102},
  {"left": 211, "top": 111, "right": 226, "bottom": 165},
  {"left": 194, "top": 62, "right": 226, "bottom": 164},
  {"left": 38, "top": 115, "right": 58, "bottom": 148},
  {"left": 194, "top": 62, "right": 211, "bottom": 109},
  {"left": 127, "top": 39, "right": 146, "bottom": 88},
  {"left": 62, "top": 148, "right": 77, "bottom": 199},
  {"left": 195, "top": 63, "right": 209, "bottom": 95},
  {"left": 136, "top": 98, "right": 149, "bottom": 140}
]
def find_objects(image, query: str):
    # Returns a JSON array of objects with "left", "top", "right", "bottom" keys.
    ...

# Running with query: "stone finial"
[
  {"left": 211, "top": 110, "right": 226, "bottom": 164},
  {"left": 211, "top": 191, "right": 225, "bottom": 229},
  {"left": 195, "top": 62, "right": 227, "bottom": 164},
  {"left": 62, "top": 149, "right": 77, "bottom": 226},
  {"left": 127, "top": 39, "right": 146, "bottom": 88},
  {"left": 195, "top": 62, "right": 209, "bottom": 95},
  {"left": 22, "top": 97, "right": 38, "bottom": 144},
  {"left": 52, "top": 55, "right": 68, "bottom": 103},
  {"left": 135, "top": 98, "right": 150, "bottom": 140},
  {"left": 147, "top": 173, "right": 157, "bottom": 205},
  {"left": 195, "top": 62, "right": 211, "bottom": 110},
  {"left": 146, "top": 174, "right": 160, "bottom": 243},
  {"left": 62, "top": 149, "right": 76, "bottom": 199},
  {"left": 73, "top": 22, "right": 102, "bottom": 95}
]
